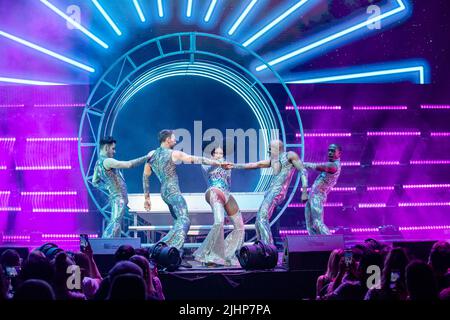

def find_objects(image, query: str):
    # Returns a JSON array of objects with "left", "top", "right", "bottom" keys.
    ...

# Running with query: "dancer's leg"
[
  {"left": 224, "top": 195, "right": 245, "bottom": 265},
  {"left": 102, "top": 198, "right": 127, "bottom": 238},
  {"left": 159, "top": 194, "right": 190, "bottom": 249},
  {"left": 305, "top": 199, "right": 315, "bottom": 235},
  {"left": 255, "top": 193, "right": 278, "bottom": 245},
  {"left": 193, "top": 189, "right": 226, "bottom": 265},
  {"left": 311, "top": 194, "right": 330, "bottom": 235}
]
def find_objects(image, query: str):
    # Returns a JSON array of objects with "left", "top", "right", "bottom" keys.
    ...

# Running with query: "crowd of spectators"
[
  {"left": 0, "top": 243, "right": 165, "bottom": 301},
  {"left": 315, "top": 239, "right": 450, "bottom": 300}
]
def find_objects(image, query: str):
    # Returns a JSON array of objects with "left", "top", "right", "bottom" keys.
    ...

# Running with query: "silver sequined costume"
[
  {"left": 257, "top": 152, "right": 296, "bottom": 245},
  {"left": 193, "top": 163, "right": 244, "bottom": 266},
  {"left": 94, "top": 155, "right": 129, "bottom": 238},
  {"left": 304, "top": 160, "right": 341, "bottom": 235},
  {"left": 148, "top": 147, "right": 190, "bottom": 249}
]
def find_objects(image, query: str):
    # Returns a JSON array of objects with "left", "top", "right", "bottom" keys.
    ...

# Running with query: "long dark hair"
[
  {"left": 381, "top": 247, "right": 409, "bottom": 291},
  {"left": 325, "top": 249, "right": 343, "bottom": 280}
]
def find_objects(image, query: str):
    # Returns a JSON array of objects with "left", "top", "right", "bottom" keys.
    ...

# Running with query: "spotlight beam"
[
  {"left": 242, "top": 0, "right": 309, "bottom": 47},
  {"left": 187, "top": 0, "right": 193, "bottom": 17},
  {"left": 0, "top": 77, "right": 65, "bottom": 85},
  {"left": 132, "top": 0, "right": 146, "bottom": 22},
  {"left": 92, "top": 0, "right": 122, "bottom": 36},
  {"left": 288, "top": 65, "right": 425, "bottom": 84},
  {"left": 204, "top": 0, "right": 218, "bottom": 22},
  {"left": 40, "top": 0, "right": 109, "bottom": 49},
  {"left": 228, "top": 0, "right": 258, "bottom": 36},
  {"left": 256, "top": 0, "right": 407, "bottom": 71},
  {"left": 157, "top": 0, "right": 164, "bottom": 18},
  {"left": 0, "top": 30, "right": 95, "bottom": 72}
]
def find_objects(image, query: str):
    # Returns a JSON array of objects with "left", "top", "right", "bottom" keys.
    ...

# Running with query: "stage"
[{"left": 158, "top": 266, "right": 321, "bottom": 300}]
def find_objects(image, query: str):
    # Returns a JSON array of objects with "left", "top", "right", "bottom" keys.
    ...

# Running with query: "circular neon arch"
[{"left": 78, "top": 32, "right": 305, "bottom": 237}]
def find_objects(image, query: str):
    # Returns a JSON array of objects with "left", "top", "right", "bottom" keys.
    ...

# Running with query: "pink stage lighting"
[
  {"left": 26, "top": 137, "right": 80, "bottom": 142},
  {"left": 21, "top": 191, "right": 77, "bottom": 196},
  {"left": 366, "top": 186, "right": 395, "bottom": 191},
  {"left": 32, "top": 208, "right": 89, "bottom": 213},
  {"left": 358, "top": 203, "right": 387, "bottom": 208},
  {"left": 285, "top": 105, "right": 341, "bottom": 110},
  {"left": 351, "top": 227, "right": 379, "bottom": 233},
  {"left": 278, "top": 225, "right": 450, "bottom": 236},
  {"left": 341, "top": 161, "right": 361, "bottom": 166},
  {"left": 0, "top": 207, "right": 21, "bottom": 211},
  {"left": 296, "top": 132, "right": 351, "bottom": 138},
  {"left": 403, "top": 184, "right": 450, "bottom": 189},
  {"left": 34, "top": 103, "right": 85, "bottom": 107},
  {"left": 289, "top": 202, "right": 343, "bottom": 208},
  {"left": 372, "top": 161, "right": 401, "bottom": 166},
  {"left": 0, "top": 104, "right": 25, "bottom": 108},
  {"left": 353, "top": 105, "right": 408, "bottom": 110},
  {"left": 399, "top": 225, "right": 450, "bottom": 231},
  {"left": 421, "top": 105, "right": 450, "bottom": 109},
  {"left": 410, "top": 160, "right": 450, "bottom": 165},
  {"left": 42, "top": 233, "right": 98, "bottom": 239},
  {"left": 430, "top": 132, "right": 450, "bottom": 137},
  {"left": 1, "top": 235, "right": 31, "bottom": 241},
  {"left": 330, "top": 187, "right": 357, "bottom": 192},
  {"left": 367, "top": 131, "right": 421, "bottom": 136},
  {"left": 398, "top": 202, "right": 450, "bottom": 207},
  {"left": 15, "top": 166, "right": 72, "bottom": 170},
  {"left": 278, "top": 230, "right": 309, "bottom": 235}
]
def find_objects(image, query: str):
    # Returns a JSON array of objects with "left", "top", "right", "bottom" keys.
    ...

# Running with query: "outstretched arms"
[
  {"left": 303, "top": 162, "right": 338, "bottom": 174},
  {"left": 103, "top": 153, "right": 151, "bottom": 170},
  {"left": 232, "top": 159, "right": 271, "bottom": 170},
  {"left": 171, "top": 150, "right": 232, "bottom": 168}
]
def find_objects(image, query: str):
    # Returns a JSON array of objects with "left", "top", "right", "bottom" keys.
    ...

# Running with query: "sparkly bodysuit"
[
  {"left": 194, "top": 164, "right": 244, "bottom": 266},
  {"left": 148, "top": 147, "right": 190, "bottom": 249},
  {"left": 257, "top": 152, "right": 296, "bottom": 245},
  {"left": 203, "top": 164, "right": 232, "bottom": 197},
  {"left": 94, "top": 155, "right": 129, "bottom": 238},
  {"left": 305, "top": 160, "right": 341, "bottom": 235}
]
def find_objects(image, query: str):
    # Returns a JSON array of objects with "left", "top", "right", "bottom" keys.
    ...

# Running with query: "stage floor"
[{"left": 158, "top": 266, "right": 321, "bottom": 300}]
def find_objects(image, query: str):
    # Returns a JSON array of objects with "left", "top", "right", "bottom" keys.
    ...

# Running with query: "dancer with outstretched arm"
[
  {"left": 142, "top": 130, "right": 231, "bottom": 267},
  {"left": 92, "top": 137, "right": 151, "bottom": 238},
  {"left": 194, "top": 145, "right": 245, "bottom": 267},
  {"left": 232, "top": 140, "right": 308, "bottom": 245},
  {"left": 303, "top": 144, "right": 342, "bottom": 235}
]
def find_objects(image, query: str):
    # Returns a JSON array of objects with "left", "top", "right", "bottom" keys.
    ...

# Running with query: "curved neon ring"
[
  {"left": 78, "top": 32, "right": 304, "bottom": 236},
  {"left": 109, "top": 61, "right": 276, "bottom": 191}
]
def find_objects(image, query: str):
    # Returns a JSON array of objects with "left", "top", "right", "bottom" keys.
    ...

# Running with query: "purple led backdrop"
[
  {"left": 279, "top": 83, "right": 450, "bottom": 236},
  {"left": 0, "top": 85, "right": 95, "bottom": 249},
  {"left": 1, "top": 82, "right": 449, "bottom": 246}
]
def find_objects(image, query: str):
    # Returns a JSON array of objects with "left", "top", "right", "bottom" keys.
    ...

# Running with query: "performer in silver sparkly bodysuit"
[
  {"left": 194, "top": 146, "right": 245, "bottom": 267},
  {"left": 142, "top": 130, "right": 231, "bottom": 253},
  {"left": 303, "top": 144, "right": 342, "bottom": 235},
  {"left": 92, "top": 137, "right": 150, "bottom": 238},
  {"left": 233, "top": 140, "right": 309, "bottom": 245}
]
